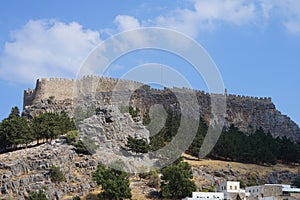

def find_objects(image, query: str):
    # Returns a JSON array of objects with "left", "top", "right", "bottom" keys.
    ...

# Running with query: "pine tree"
[
  {"left": 93, "top": 164, "right": 132, "bottom": 200},
  {"left": 161, "top": 162, "right": 196, "bottom": 199}
]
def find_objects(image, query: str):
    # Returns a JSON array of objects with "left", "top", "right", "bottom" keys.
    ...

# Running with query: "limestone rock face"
[
  {"left": 225, "top": 96, "right": 300, "bottom": 141},
  {"left": 0, "top": 105, "right": 153, "bottom": 199},
  {"left": 0, "top": 142, "right": 98, "bottom": 200},
  {"left": 76, "top": 105, "right": 156, "bottom": 173},
  {"left": 77, "top": 105, "right": 149, "bottom": 149}
]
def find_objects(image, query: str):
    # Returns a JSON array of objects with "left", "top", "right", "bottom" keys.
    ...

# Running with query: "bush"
[
  {"left": 26, "top": 190, "right": 48, "bottom": 200},
  {"left": 66, "top": 131, "right": 97, "bottom": 155},
  {"left": 129, "top": 106, "right": 139, "bottom": 118},
  {"left": 93, "top": 164, "right": 131, "bottom": 200},
  {"left": 49, "top": 165, "right": 65, "bottom": 183},
  {"left": 126, "top": 136, "right": 150, "bottom": 153},
  {"left": 161, "top": 162, "right": 196, "bottom": 199},
  {"left": 292, "top": 176, "right": 300, "bottom": 187},
  {"left": 66, "top": 130, "right": 78, "bottom": 144}
]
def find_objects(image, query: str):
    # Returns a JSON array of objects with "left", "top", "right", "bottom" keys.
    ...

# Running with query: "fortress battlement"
[{"left": 24, "top": 76, "right": 273, "bottom": 108}]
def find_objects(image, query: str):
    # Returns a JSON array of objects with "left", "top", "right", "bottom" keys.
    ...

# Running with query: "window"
[
  {"left": 235, "top": 186, "right": 237, "bottom": 190},
  {"left": 230, "top": 186, "right": 233, "bottom": 190}
]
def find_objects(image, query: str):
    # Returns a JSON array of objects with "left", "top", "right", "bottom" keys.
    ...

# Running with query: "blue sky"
[{"left": 0, "top": 0, "right": 299, "bottom": 125}]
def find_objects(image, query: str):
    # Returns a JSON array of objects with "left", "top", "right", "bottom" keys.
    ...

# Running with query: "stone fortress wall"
[
  {"left": 23, "top": 76, "right": 300, "bottom": 142},
  {"left": 24, "top": 76, "right": 145, "bottom": 106},
  {"left": 24, "top": 76, "right": 272, "bottom": 107},
  {"left": 24, "top": 78, "right": 75, "bottom": 106}
]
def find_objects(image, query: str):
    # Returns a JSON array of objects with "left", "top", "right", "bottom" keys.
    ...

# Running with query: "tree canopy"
[
  {"left": 161, "top": 162, "right": 196, "bottom": 199},
  {"left": 146, "top": 105, "right": 299, "bottom": 165},
  {"left": 208, "top": 125, "right": 300, "bottom": 165},
  {"left": 93, "top": 164, "right": 131, "bottom": 200},
  {"left": 0, "top": 107, "right": 76, "bottom": 153},
  {"left": 125, "top": 136, "right": 150, "bottom": 153}
]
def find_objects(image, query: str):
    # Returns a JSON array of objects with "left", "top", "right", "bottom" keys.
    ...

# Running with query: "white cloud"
[
  {"left": 260, "top": 0, "right": 273, "bottom": 19},
  {"left": 114, "top": 15, "right": 141, "bottom": 31},
  {"left": 150, "top": 0, "right": 300, "bottom": 37},
  {"left": 1, "top": 2, "right": 299, "bottom": 85},
  {"left": 273, "top": 0, "right": 300, "bottom": 34},
  {"left": 152, "top": 0, "right": 257, "bottom": 37},
  {"left": 285, "top": 21, "right": 300, "bottom": 34},
  {"left": 193, "top": 0, "right": 256, "bottom": 24},
  {"left": 0, "top": 19, "right": 101, "bottom": 83}
]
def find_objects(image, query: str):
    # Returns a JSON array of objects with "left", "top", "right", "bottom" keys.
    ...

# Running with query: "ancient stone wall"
[
  {"left": 24, "top": 78, "right": 75, "bottom": 107},
  {"left": 23, "top": 76, "right": 144, "bottom": 107}
]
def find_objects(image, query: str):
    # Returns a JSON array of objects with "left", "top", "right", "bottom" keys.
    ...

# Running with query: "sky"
[{"left": 0, "top": 0, "right": 299, "bottom": 125}]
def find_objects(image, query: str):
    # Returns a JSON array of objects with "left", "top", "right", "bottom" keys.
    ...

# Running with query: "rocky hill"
[
  {"left": 0, "top": 142, "right": 97, "bottom": 199},
  {"left": 1, "top": 79, "right": 300, "bottom": 199},
  {"left": 0, "top": 104, "right": 151, "bottom": 199},
  {"left": 23, "top": 76, "right": 300, "bottom": 142},
  {"left": 1, "top": 141, "right": 299, "bottom": 200}
]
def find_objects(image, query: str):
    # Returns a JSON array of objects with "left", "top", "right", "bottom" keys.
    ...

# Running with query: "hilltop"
[{"left": 23, "top": 76, "right": 300, "bottom": 142}]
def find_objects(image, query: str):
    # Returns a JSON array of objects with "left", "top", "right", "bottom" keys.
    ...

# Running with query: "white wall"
[
  {"left": 245, "top": 185, "right": 264, "bottom": 197},
  {"left": 226, "top": 181, "right": 240, "bottom": 193},
  {"left": 258, "top": 197, "right": 274, "bottom": 200},
  {"left": 218, "top": 181, "right": 240, "bottom": 193},
  {"left": 192, "top": 192, "right": 224, "bottom": 199}
]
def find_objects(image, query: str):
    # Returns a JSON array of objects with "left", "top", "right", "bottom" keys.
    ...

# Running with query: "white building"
[
  {"left": 217, "top": 181, "right": 249, "bottom": 200},
  {"left": 281, "top": 184, "right": 300, "bottom": 193},
  {"left": 182, "top": 192, "right": 224, "bottom": 200},
  {"left": 245, "top": 185, "right": 264, "bottom": 198},
  {"left": 218, "top": 181, "right": 241, "bottom": 193},
  {"left": 246, "top": 184, "right": 300, "bottom": 199}
]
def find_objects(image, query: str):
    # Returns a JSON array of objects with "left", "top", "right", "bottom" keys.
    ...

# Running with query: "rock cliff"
[
  {"left": 23, "top": 76, "right": 300, "bottom": 142},
  {"left": 0, "top": 142, "right": 98, "bottom": 200}
]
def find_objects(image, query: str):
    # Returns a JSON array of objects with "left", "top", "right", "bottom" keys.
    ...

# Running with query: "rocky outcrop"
[
  {"left": 225, "top": 95, "right": 300, "bottom": 141},
  {"left": 76, "top": 105, "right": 155, "bottom": 173},
  {"left": 77, "top": 105, "right": 149, "bottom": 150},
  {"left": 0, "top": 105, "right": 153, "bottom": 199},
  {"left": 23, "top": 76, "right": 300, "bottom": 142},
  {"left": 0, "top": 142, "right": 98, "bottom": 200}
]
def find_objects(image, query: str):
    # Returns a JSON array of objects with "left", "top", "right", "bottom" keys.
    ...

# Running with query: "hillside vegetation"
[
  {"left": 0, "top": 107, "right": 76, "bottom": 153},
  {"left": 144, "top": 109, "right": 300, "bottom": 165}
]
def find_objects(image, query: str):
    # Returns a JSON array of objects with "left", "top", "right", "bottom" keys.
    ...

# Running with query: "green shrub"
[
  {"left": 26, "top": 190, "right": 48, "bottom": 200},
  {"left": 49, "top": 165, "right": 65, "bottom": 183},
  {"left": 93, "top": 164, "right": 131, "bottom": 199},
  {"left": 126, "top": 136, "right": 150, "bottom": 153}
]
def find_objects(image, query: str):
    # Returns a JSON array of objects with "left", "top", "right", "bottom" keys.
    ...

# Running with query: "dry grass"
[
  {"left": 61, "top": 154, "right": 300, "bottom": 200},
  {"left": 182, "top": 153, "right": 300, "bottom": 175}
]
